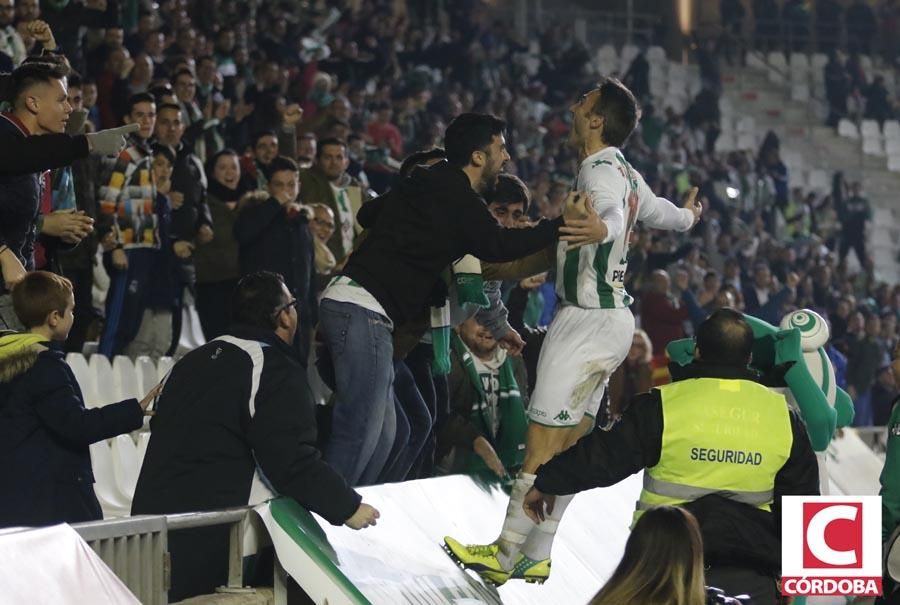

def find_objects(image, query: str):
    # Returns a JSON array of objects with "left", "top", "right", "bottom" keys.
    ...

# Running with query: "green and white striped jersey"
[{"left": 555, "top": 147, "right": 695, "bottom": 309}]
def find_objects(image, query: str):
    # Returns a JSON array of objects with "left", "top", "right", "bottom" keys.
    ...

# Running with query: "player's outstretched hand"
[
  {"left": 560, "top": 197, "right": 607, "bottom": 251},
  {"left": 682, "top": 186, "right": 702, "bottom": 225},
  {"left": 523, "top": 486, "right": 556, "bottom": 524},
  {"left": 345, "top": 502, "right": 380, "bottom": 530}
]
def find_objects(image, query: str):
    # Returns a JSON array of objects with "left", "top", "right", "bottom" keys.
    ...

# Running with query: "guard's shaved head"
[{"left": 696, "top": 308, "right": 754, "bottom": 367}]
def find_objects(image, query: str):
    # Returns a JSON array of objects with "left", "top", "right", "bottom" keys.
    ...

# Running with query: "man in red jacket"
[{"left": 640, "top": 269, "right": 689, "bottom": 355}]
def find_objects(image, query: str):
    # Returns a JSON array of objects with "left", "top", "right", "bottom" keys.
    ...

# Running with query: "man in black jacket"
[
  {"left": 317, "top": 112, "right": 601, "bottom": 487},
  {"left": 132, "top": 271, "right": 377, "bottom": 601},
  {"left": 0, "top": 61, "right": 97, "bottom": 330},
  {"left": 520, "top": 309, "right": 819, "bottom": 604},
  {"left": 153, "top": 102, "right": 214, "bottom": 352},
  {"left": 234, "top": 156, "right": 317, "bottom": 364}
]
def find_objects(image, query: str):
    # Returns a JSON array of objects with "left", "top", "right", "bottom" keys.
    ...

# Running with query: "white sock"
[
  {"left": 521, "top": 493, "right": 574, "bottom": 562},
  {"left": 496, "top": 472, "right": 536, "bottom": 570}
]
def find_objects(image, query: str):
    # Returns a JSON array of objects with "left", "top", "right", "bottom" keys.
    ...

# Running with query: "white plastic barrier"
[
  {"left": 66, "top": 353, "right": 97, "bottom": 408},
  {"left": 89, "top": 441, "right": 132, "bottom": 519},
  {"left": 0, "top": 524, "right": 140, "bottom": 604}
]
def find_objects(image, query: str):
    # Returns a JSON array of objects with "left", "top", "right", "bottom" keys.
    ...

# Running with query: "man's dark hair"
[
  {"left": 126, "top": 92, "right": 156, "bottom": 116},
  {"left": 253, "top": 129, "right": 278, "bottom": 146},
  {"left": 444, "top": 113, "right": 506, "bottom": 167},
  {"left": 156, "top": 102, "right": 182, "bottom": 115},
  {"left": 399, "top": 147, "right": 446, "bottom": 177},
  {"left": 268, "top": 155, "right": 298, "bottom": 176},
  {"left": 231, "top": 271, "right": 288, "bottom": 330},
  {"left": 149, "top": 84, "right": 173, "bottom": 102},
  {"left": 487, "top": 173, "right": 531, "bottom": 213},
  {"left": 695, "top": 308, "right": 754, "bottom": 367},
  {"left": 173, "top": 68, "right": 195, "bottom": 82},
  {"left": 315, "top": 137, "right": 347, "bottom": 159},
  {"left": 2, "top": 61, "right": 69, "bottom": 105},
  {"left": 592, "top": 77, "right": 640, "bottom": 147},
  {"left": 68, "top": 71, "right": 83, "bottom": 88},
  {"left": 151, "top": 143, "right": 176, "bottom": 166}
]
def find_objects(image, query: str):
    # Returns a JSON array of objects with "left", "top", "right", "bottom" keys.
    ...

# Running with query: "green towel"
[
  {"left": 452, "top": 255, "right": 489, "bottom": 308},
  {"left": 431, "top": 303, "right": 451, "bottom": 376}
]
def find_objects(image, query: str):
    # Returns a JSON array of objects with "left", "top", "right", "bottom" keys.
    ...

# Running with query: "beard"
[{"left": 479, "top": 164, "right": 502, "bottom": 193}]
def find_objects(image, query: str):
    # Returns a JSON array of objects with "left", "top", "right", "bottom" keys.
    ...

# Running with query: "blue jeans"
[
  {"left": 852, "top": 388, "right": 874, "bottom": 427},
  {"left": 319, "top": 299, "right": 396, "bottom": 486},
  {"left": 377, "top": 360, "right": 432, "bottom": 482}
]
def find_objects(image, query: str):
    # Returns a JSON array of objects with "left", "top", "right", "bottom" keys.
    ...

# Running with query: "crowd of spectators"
[{"left": 0, "top": 0, "right": 898, "bottom": 493}]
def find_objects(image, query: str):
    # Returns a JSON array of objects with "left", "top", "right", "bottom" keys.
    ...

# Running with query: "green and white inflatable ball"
[{"left": 780, "top": 309, "right": 837, "bottom": 409}]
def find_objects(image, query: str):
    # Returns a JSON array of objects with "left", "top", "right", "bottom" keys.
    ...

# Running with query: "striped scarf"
[{"left": 451, "top": 332, "right": 527, "bottom": 474}]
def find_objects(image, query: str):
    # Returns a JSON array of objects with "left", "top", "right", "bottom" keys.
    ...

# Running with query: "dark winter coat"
[{"left": 0, "top": 336, "right": 143, "bottom": 528}]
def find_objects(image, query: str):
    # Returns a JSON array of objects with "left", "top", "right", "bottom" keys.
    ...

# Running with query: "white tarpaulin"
[{"left": 0, "top": 524, "right": 139, "bottom": 605}]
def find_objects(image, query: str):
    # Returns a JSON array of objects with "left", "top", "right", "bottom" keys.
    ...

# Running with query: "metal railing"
[{"left": 72, "top": 506, "right": 255, "bottom": 605}]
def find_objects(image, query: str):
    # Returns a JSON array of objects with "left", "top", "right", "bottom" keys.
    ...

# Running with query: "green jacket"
[
  {"left": 193, "top": 191, "right": 241, "bottom": 284},
  {"left": 298, "top": 166, "right": 365, "bottom": 262}
]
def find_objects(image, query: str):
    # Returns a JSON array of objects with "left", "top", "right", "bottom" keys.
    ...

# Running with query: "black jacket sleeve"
[
  {"left": 233, "top": 198, "right": 283, "bottom": 244},
  {"left": 0, "top": 133, "right": 90, "bottom": 176},
  {"left": 771, "top": 408, "right": 820, "bottom": 525},
  {"left": 248, "top": 372, "right": 361, "bottom": 525},
  {"left": 534, "top": 391, "right": 664, "bottom": 495},
  {"left": 356, "top": 190, "right": 389, "bottom": 229},
  {"left": 29, "top": 355, "right": 144, "bottom": 448},
  {"left": 455, "top": 194, "right": 563, "bottom": 263}
]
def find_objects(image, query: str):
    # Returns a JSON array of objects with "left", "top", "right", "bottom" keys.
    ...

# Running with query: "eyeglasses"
[{"left": 272, "top": 298, "right": 300, "bottom": 317}]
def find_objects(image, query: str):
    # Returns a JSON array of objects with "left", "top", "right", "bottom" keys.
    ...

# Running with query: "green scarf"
[
  {"left": 451, "top": 333, "right": 527, "bottom": 474},
  {"left": 430, "top": 259, "right": 488, "bottom": 376}
]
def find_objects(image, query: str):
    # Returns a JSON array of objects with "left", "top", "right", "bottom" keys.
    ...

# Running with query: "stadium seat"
[
  {"left": 110, "top": 434, "right": 140, "bottom": 501},
  {"left": 89, "top": 354, "right": 120, "bottom": 406},
  {"left": 736, "top": 116, "right": 756, "bottom": 134},
  {"left": 862, "top": 137, "right": 884, "bottom": 156},
  {"left": 136, "top": 431, "right": 151, "bottom": 468},
  {"left": 837, "top": 119, "right": 860, "bottom": 139},
  {"left": 596, "top": 44, "right": 616, "bottom": 62},
  {"left": 620, "top": 44, "right": 639, "bottom": 71},
  {"left": 884, "top": 120, "right": 900, "bottom": 140},
  {"left": 811, "top": 52, "right": 828, "bottom": 74},
  {"left": 789, "top": 52, "right": 809, "bottom": 69},
  {"left": 647, "top": 46, "right": 666, "bottom": 64},
  {"left": 790, "top": 83, "right": 810, "bottom": 102},
  {"left": 156, "top": 356, "right": 174, "bottom": 382},
  {"left": 885, "top": 139, "right": 900, "bottom": 155},
  {"left": 89, "top": 441, "right": 131, "bottom": 518},
  {"left": 715, "top": 132, "right": 736, "bottom": 153},
  {"left": 718, "top": 96, "right": 735, "bottom": 116},
  {"left": 887, "top": 154, "right": 900, "bottom": 172},
  {"left": 737, "top": 132, "right": 757, "bottom": 150},
  {"left": 808, "top": 169, "right": 830, "bottom": 192},
  {"left": 746, "top": 52, "right": 766, "bottom": 71},
  {"left": 860, "top": 119, "right": 881, "bottom": 138},
  {"left": 66, "top": 353, "right": 98, "bottom": 408},
  {"left": 134, "top": 356, "right": 158, "bottom": 395},
  {"left": 112, "top": 355, "right": 140, "bottom": 400}
]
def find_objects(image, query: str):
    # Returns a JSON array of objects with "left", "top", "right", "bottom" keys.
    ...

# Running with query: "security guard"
[{"left": 524, "top": 308, "right": 819, "bottom": 605}]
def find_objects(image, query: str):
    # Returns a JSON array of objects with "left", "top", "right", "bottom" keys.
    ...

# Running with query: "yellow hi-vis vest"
[{"left": 634, "top": 377, "right": 793, "bottom": 525}]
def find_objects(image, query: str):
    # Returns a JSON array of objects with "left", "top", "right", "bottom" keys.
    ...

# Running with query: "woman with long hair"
[
  {"left": 194, "top": 148, "right": 249, "bottom": 339},
  {"left": 591, "top": 505, "right": 707, "bottom": 605}
]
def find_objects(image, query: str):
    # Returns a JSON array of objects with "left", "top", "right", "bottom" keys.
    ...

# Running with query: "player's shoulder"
[{"left": 579, "top": 153, "right": 625, "bottom": 188}]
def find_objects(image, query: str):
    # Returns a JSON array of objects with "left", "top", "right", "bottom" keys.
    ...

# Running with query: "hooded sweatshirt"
[{"left": 0, "top": 332, "right": 143, "bottom": 527}]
